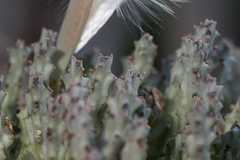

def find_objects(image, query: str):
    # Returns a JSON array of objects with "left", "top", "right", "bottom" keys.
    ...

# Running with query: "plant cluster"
[{"left": 0, "top": 19, "right": 240, "bottom": 160}]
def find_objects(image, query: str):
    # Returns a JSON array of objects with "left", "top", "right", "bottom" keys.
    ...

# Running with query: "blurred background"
[{"left": 0, "top": 0, "right": 240, "bottom": 76}]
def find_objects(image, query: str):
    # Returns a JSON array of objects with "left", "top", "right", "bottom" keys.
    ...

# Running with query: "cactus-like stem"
[
  {"left": 0, "top": 76, "right": 15, "bottom": 160},
  {"left": 103, "top": 70, "right": 148, "bottom": 159},
  {"left": 171, "top": 39, "right": 209, "bottom": 133},
  {"left": 121, "top": 34, "right": 157, "bottom": 80},
  {"left": 121, "top": 116, "right": 149, "bottom": 160},
  {"left": 29, "top": 39, "right": 56, "bottom": 91},
  {"left": 1, "top": 40, "right": 31, "bottom": 120},
  {"left": 61, "top": 56, "right": 89, "bottom": 89},
  {"left": 38, "top": 28, "right": 58, "bottom": 46},
  {"left": 211, "top": 39, "right": 236, "bottom": 85},
  {"left": 16, "top": 106, "right": 31, "bottom": 160},
  {"left": 17, "top": 39, "right": 56, "bottom": 159},
  {"left": 164, "top": 55, "right": 184, "bottom": 112},
  {"left": 224, "top": 100, "right": 240, "bottom": 132},
  {"left": 0, "top": 77, "right": 15, "bottom": 159},
  {"left": 214, "top": 121, "right": 240, "bottom": 159},
  {"left": 103, "top": 89, "right": 143, "bottom": 159},
  {"left": 87, "top": 54, "right": 116, "bottom": 139},
  {"left": 116, "top": 70, "right": 145, "bottom": 96},
  {"left": 183, "top": 99, "right": 216, "bottom": 160},
  {"left": 168, "top": 129, "right": 186, "bottom": 160},
  {"left": 17, "top": 74, "right": 50, "bottom": 159},
  {"left": 210, "top": 39, "right": 240, "bottom": 108},
  {"left": 165, "top": 19, "right": 219, "bottom": 113},
  {"left": 165, "top": 35, "right": 196, "bottom": 113},
  {"left": 194, "top": 19, "right": 220, "bottom": 60},
  {"left": 0, "top": 116, "right": 15, "bottom": 160},
  {"left": 40, "top": 96, "right": 66, "bottom": 160},
  {"left": 62, "top": 85, "right": 102, "bottom": 160},
  {"left": 197, "top": 74, "right": 224, "bottom": 133}
]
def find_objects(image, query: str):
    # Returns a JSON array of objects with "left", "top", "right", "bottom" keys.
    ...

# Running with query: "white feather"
[
  {"left": 55, "top": 0, "right": 188, "bottom": 78},
  {"left": 75, "top": 0, "right": 122, "bottom": 53},
  {"left": 75, "top": 0, "right": 188, "bottom": 53}
]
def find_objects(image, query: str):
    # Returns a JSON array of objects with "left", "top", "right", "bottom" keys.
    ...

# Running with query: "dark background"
[{"left": 0, "top": 0, "right": 240, "bottom": 76}]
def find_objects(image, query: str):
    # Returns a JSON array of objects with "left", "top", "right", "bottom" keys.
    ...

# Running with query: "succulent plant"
[
  {"left": 184, "top": 99, "right": 216, "bottom": 160},
  {"left": 210, "top": 39, "right": 240, "bottom": 111},
  {"left": 102, "top": 70, "right": 149, "bottom": 159},
  {"left": 86, "top": 54, "right": 116, "bottom": 139},
  {"left": 214, "top": 121, "right": 240, "bottom": 160},
  {"left": 16, "top": 39, "right": 55, "bottom": 159},
  {"left": 1, "top": 40, "right": 31, "bottom": 120},
  {"left": 121, "top": 34, "right": 157, "bottom": 80},
  {"left": 1, "top": 17, "right": 240, "bottom": 160},
  {"left": 0, "top": 76, "right": 15, "bottom": 160}
]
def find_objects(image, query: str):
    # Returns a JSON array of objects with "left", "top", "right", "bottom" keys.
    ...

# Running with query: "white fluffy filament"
[
  {"left": 55, "top": 0, "right": 188, "bottom": 78},
  {"left": 75, "top": 0, "right": 122, "bottom": 52},
  {"left": 75, "top": 0, "right": 188, "bottom": 53}
]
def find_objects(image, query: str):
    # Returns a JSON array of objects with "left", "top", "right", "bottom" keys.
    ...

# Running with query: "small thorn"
[
  {"left": 76, "top": 60, "right": 81, "bottom": 65},
  {"left": 194, "top": 68, "right": 199, "bottom": 74},
  {"left": 89, "top": 69, "right": 94, "bottom": 74},
  {"left": 127, "top": 56, "right": 134, "bottom": 61},
  {"left": 28, "top": 60, "right": 33, "bottom": 65},
  {"left": 213, "top": 45, "right": 218, "bottom": 50}
]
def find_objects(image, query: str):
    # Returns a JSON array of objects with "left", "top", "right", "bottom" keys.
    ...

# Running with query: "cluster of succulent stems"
[{"left": 1, "top": 18, "right": 240, "bottom": 160}]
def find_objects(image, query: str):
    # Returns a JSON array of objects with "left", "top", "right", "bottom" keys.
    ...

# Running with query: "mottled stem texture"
[{"left": 1, "top": 19, "right": 240, "bottom": 160}]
